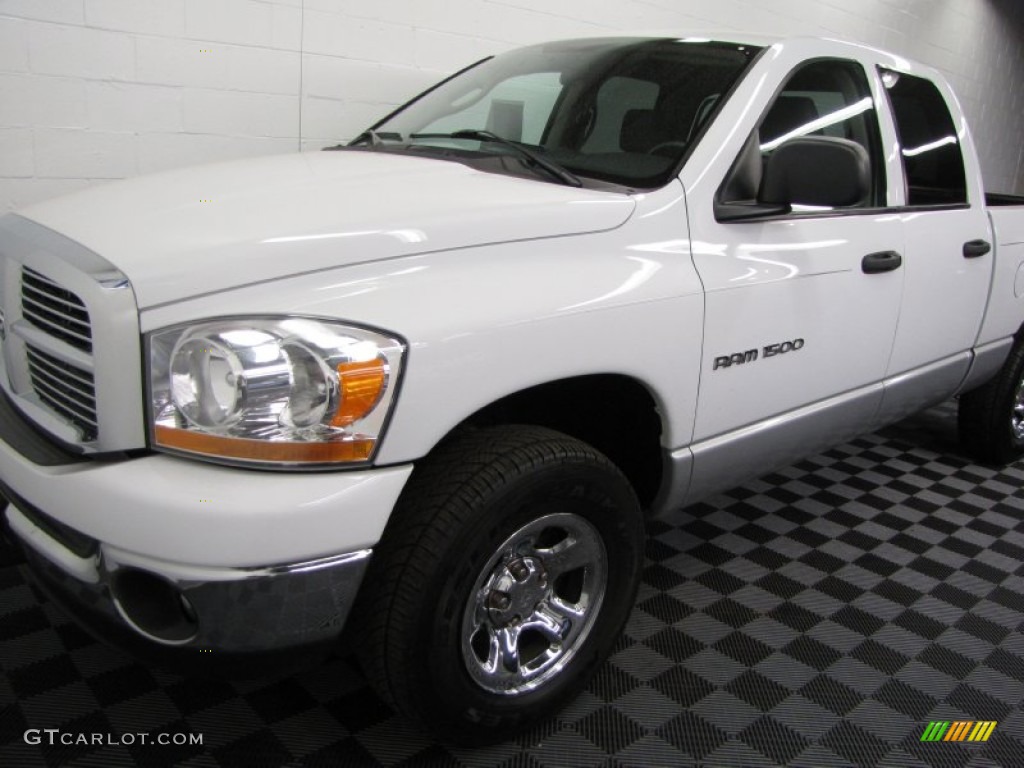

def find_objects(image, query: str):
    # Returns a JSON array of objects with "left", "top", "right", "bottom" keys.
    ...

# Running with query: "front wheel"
[
  {"left": 959, "top": 339, "right": 1024, "bottom": 464},
  {"left": 356, "top": 425, "right": 644, "bottom": 743}
]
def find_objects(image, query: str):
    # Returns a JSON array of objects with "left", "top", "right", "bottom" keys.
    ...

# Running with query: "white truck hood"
[{"left": 18, "top": 151, "right": 636, "bottom": 308}]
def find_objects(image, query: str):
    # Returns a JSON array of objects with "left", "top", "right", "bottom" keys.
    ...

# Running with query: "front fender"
[{"left": 139, "top": 182, "right": 703, "bottom": 464}]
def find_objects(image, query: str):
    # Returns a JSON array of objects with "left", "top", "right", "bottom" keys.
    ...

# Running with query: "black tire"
[
  {"left": 355, "top": 425, "right": 644, "bottom": 744},
  {"left": 959, "top": 339, "right": 1024, "bottom": 465}
]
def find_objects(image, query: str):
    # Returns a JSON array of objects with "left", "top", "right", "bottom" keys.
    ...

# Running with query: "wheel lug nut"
[
  {"left": 509, "top": 560, "right": 530, "bottom": 582},
  {"left": 488, "top": 591, "right": 511, "bottom": 610}
]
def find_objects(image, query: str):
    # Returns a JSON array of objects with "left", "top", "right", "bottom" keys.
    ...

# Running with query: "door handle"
[
  {"left": 963, "top": 239, "right": 991, "bottom": 258},
  {"left": 862, "top": 251, "right": 903, "bottom": 274}
]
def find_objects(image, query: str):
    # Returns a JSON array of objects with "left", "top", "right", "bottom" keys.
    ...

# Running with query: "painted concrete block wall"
[{"left": 0, "top": 0, "right": 1021, "bottom": 213}]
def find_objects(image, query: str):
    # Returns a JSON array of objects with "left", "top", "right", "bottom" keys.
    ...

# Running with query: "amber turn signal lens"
[
  {"left": 154, "top": 426, "right": 374, "bottom": 463},
  {"left": 332, "top": 358, "right": 387, "bottom": 427}
]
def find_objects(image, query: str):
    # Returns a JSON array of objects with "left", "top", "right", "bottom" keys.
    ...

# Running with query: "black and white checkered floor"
[{"left": 2, "top": 402, "right": 1023, "bottom": 767}]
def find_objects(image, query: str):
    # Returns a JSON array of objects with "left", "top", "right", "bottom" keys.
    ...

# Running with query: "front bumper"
[
  {"left": 0, "top": 391, "right": 413, "bottom": 659},
  {"left": 7, "top": 497, "right": 371, "bottom": 654}
]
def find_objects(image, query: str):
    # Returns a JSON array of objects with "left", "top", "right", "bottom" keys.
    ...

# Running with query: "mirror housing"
[
  {"left": 760, "top": 136, "right": 870, "bottom": 208},
  {"left": 714, "top": 133, "right": 790, "bottom": 221},
  {"left": 714, "top": 200, "right": 790, "bottom": 222}
]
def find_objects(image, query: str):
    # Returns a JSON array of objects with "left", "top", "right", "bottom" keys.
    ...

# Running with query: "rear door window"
[{"left": 880, "top": 70, "right": 967, "bottom": 206}]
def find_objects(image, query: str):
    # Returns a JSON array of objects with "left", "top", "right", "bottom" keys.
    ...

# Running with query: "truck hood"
[{"left": 18, "top": 151, "right": 636, "bottom": 308}]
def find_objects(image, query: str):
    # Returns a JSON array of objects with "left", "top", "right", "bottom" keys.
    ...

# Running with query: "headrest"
[
  {"left": 620, "top": 109, "right": 658, "bottom": 153},
  {"left": 761, "top": 96, "right": 820, "bottom": 144}
]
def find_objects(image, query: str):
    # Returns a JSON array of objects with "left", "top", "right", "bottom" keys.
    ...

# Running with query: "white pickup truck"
[{"left": 2, "top": 34, "right": 1023, "bottom": 741}]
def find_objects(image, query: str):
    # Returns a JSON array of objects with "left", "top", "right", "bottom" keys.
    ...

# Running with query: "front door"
[{"left": 683, "top": 55, "right": 905, "bottom": 499}]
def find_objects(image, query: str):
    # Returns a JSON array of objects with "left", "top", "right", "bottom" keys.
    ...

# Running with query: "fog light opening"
[{"left": 110, "top": 568, "right": 199, "bottom": 645}]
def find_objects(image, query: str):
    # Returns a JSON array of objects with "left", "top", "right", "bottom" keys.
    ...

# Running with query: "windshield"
[{"left": 359, "top": 38, "right": 760, "bottom": 189}]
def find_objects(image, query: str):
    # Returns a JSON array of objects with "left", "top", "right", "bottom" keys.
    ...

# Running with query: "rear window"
[{"left": 881, "top": 70, "right": 967, "bottom": 206}]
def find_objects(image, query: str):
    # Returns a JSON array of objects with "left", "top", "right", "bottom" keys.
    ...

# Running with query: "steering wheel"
[{"left": 649, "top": 141, "right": 688, "bottom": 157}]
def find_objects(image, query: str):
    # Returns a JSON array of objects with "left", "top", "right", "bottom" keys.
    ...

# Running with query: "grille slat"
[
  {"left": 32, "top": 381, "right": 99, "bottom": 426},
  {"left": 25, "top": 357, "right": 96, "bottom": 411},
  {"left": 21, "top": 268, "right": 93, "bottom": 353},
  {"left": 19, "top": 270, "right": 99, "bottom": 442},
  {"left": 35, "top": 390, "right": 99, "bottom": 433},
  {"left": 25, "top": 350, "right": 100, "bottom": 437},
  {"left": 22, "top": 284, "right": 90, "bottom": 322},
  {"left": 22, "top": 268, "right": 81, "bottom": 296},
  {"left": 20, "top": 303, "right": 93, "bottom": 347},
  {"left": 21, "top": 295, "right": 92, "bottom": 334},
  {"left": 24, "top": 347, "right": 95, "bottom": 391},
  {"left": 26, "top": 361, "right": 95, "bottom": 405}
]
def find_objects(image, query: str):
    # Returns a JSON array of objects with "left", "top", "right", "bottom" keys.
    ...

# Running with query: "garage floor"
[{"left": 2, "top": 402, "right": 1023, "bottom": 768}]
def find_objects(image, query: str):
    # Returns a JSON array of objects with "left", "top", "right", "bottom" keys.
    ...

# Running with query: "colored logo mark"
[{"left": 921, "top": 721, "right": 997, "bottom": 742}]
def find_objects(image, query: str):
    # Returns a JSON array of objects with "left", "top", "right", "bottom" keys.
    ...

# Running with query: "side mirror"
[
  {"left": 760, "top": 136, "right": 870, "bottom": 208},
  {"left": 715, "top": 133, "right": 790, "bottom": 221}
]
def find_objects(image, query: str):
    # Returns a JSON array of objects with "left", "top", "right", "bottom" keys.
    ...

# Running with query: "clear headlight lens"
[{"left": 148, "top": 317, "right": 404, "bottom": 466}]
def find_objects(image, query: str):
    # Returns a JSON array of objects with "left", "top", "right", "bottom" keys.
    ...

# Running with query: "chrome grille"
[
  {"left": 25, "top": 345, "right": 98, "bottom": 441},
  {"left": 1, "top": 215, "right": 144, "bottom": 452},
  {"left": 21, "top": 267, "right": 93, "bottom": 353}
]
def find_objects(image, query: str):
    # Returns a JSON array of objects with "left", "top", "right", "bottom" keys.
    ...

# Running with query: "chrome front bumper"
[{"left": 5, "top": 496, "right": 371, "bottom": 656}]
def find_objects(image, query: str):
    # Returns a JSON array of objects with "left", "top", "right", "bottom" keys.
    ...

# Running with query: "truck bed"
[{"left": 986, "top": 192, "right": 1024, "bottom": 206}]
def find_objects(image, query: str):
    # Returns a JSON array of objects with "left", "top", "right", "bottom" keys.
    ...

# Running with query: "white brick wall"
[
  {"left": 0, "top": 128, "right": 33, "bottom": 177},
  {"left": 0, "top": 0, "right": 1021, "bottom": 212},
  {"left": 85, "top": 0, "right": 186, "bottom": 36},
  {"left": 28, "top": 22, "right": 135, "bottom": 80}
]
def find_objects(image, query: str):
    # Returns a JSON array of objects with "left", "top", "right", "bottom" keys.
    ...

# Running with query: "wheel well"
[{"left": 464, "top": 375, "right": 664, "bottom": 508}]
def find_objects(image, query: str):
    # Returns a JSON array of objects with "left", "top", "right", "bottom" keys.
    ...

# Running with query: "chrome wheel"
[
  {"left": 1013, "top": 376, "right": 1024, "bottom": 440},
  {"left": 461, "top": 512, "right": 607, "bottom": 695},
  {"left": 358, "top": 425, "right": 644, "bottom": 742}
]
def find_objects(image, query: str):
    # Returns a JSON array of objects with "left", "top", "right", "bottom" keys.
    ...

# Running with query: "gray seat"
[
  {"left": 619, "top": 109, "right": 659, "bottom": 153},
  {"left": 760, "top": 96, "right": 819, "bottom": 145}
]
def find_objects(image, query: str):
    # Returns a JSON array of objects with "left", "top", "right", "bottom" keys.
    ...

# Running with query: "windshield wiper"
[{"left": 409, "top": 129, "right": 582, "bottom": 187}]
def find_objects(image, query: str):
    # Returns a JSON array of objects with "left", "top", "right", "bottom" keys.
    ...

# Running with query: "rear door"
[{"left": 880, "top": 70, "right": 991, "bottom": 378}]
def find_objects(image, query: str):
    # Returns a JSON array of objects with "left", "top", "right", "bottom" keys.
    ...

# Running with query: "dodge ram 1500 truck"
[{"left": 2, "top": 34, "right": 1023, "bottom": 742}]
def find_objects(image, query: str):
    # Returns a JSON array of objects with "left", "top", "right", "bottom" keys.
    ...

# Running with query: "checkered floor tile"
[{"left": 2, "top": 402, "right": 1023, "bottom": 767}]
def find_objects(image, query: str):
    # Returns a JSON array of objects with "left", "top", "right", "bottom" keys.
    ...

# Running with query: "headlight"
[{"left": 147, "top": 317, "right": 405, "bottom": 467}]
